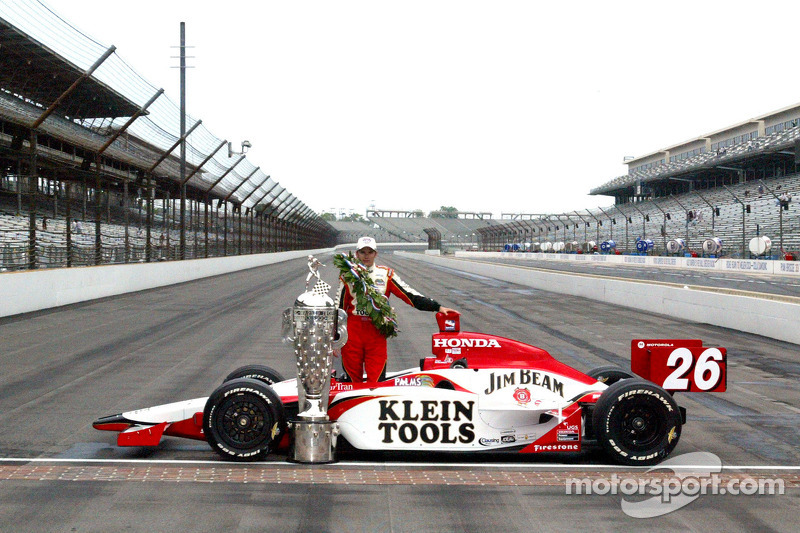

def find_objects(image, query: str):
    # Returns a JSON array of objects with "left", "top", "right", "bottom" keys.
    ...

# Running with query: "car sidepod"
[{"left": 329, "top": 368, "right": 606, "bottom": 453}]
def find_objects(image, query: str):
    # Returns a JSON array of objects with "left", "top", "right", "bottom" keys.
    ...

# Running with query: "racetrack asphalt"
[{"left": 0, "top": 252, "right": 798, "bottom": 532}]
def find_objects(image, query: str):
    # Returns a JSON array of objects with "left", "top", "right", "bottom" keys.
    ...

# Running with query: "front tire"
[
  {"left": 592, "top": 379, "right": 681, "bottom": 466},
  {"left": 203, "top": 378, "right": 285, "bottom": 461},
  {"left": 586, "top": 365, "right": 636, "bottom": 386},
  {"left": 222, "top": 365, "right": 285, "bottom": 386}
]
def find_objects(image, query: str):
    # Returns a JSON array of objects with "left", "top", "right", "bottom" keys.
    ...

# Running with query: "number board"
[{"left": 631, "top": 339, "right": 727, "bottom": 392}]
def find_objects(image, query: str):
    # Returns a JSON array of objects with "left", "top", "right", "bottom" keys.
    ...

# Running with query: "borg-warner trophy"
[{"left": 282, "top": 256, "right": 347, "bottom": 463}]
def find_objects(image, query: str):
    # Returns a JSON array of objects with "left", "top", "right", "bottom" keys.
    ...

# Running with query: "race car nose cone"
[{"left": 92, "top": 413, "right": 133, "bottom": 431}]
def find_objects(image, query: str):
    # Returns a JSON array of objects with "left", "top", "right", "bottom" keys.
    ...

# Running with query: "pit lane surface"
[{"left": 1, "top": 253, "right": 798, "bottom": 532}]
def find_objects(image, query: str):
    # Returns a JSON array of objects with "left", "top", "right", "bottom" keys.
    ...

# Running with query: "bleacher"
[
  {"left": 0, "top": 186, "right": 264, "bottom": 270},
  {"left": 328, "top": 220, "right": 401, "bottom": 245},
  {"left": 367, "top": 215, "right": 494, "bottom": 244},
  {"left": 488, "top": 172, "right": 799, "bottom": 258},
  {"left": 592, "top": 123, "right": 800, "bottom": 197}
]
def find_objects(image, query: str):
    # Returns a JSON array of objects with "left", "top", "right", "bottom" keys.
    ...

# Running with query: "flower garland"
[{"left": 333, "top": 252, "right": 398, "bottom": 338}]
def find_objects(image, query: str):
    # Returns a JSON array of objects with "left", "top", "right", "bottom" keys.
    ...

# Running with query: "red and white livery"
[{"left": 94, "top": 312, "right": 726, "bottom": 465}]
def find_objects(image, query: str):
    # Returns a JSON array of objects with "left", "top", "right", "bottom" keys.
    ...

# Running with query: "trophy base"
[{"left": 288, "top": 419, "right": 339, "bottom": 464}]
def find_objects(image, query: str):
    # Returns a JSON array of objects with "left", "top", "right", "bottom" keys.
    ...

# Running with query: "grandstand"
[
  {"left": 0, "top": 2, "right": 335, "bottom": 271},
  {"left": 366, "top": 209, "right": 494, "bottom": 246},
  {"left": 328, "top": 219, "right": 401, "bottom": 245},
  {"left": 480, "top": 102, "right": 800, "bottom": 259},
  {"left": 4, "top": 1, "right": 798, "bottom": 269},
  {"left": 0, "top": 183, "right": 310, "bottom": 269}
]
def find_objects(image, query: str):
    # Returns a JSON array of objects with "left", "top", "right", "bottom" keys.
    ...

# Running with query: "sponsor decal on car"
[
  {"left": 393, "top": 375, "right": 434, "bottom": 387},
  {"left": 557, "top": 429, "right": 580, "bottom": 442},
  {"left": 377, "top": 400, "right": 475, "bottom": 444},
  {"left": 479, "top": 435, "right": 516, "bottom": 446},
  {"left": 444, "top": 320, "right": 456, "bottom": 331},
  {"left": 532, "top": 443, "right": 580, "bottom": 452},
  {"left": 667, "top": 426, "right": 678, "bottom": 444},
  {"left": 513, "top": 387, "right": 532, "bottom": 405},
  {"left": 434, "top": 338, "right": 501, "bottom": 348},
  {"left": 485, "top": 370, "right": 564, "bottom": 397}
]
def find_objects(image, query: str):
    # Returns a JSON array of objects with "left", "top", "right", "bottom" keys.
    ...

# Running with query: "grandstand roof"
[
  {"left": 0, "top": 18, "right": 139, "bottom": 119},
  {"left": 623, "top": 102, "right": 800, "bottom": 166},
  {"left": 591, "top": 102, "right": 800, "bottom": 198},
  {"left": 0, "top": 1, "right": 329, "bottom": 228}
]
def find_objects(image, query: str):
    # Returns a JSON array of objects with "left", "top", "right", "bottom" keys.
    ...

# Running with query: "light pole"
[
  {"left": 585, "top": 209, "right": 601, "bottom": 245},
  {"left": 597, "top": 206, "right": 615, "bottom": 242},
  {"left": 759, "top": 179, "right": 786, "bottom": 254},
  {"left": 722, "top": 184, "right": 747, "bottom": 258},
  {"left": 613, "top": 204, "right": 630, "bottom": 253},
  {"left": 651, "top": 200, "right": 671, "bottom": 253},
  {"left": 573, "top": 211, "right": 590, "bottom": 248},
  {"left": 669, "top": 195, "right": 692, "bottom": 251},
  {"left": 629, "top": 203, "right": 649, "bottom": 240},
  {"left": 694, "top": 191, "right": 717, "bottom": 234},
  {"left": 555, "top": 214, "right": 569, "bottom": 246}
]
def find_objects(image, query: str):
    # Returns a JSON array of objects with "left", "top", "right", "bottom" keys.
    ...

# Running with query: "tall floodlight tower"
[{"left": 179, "top": 22, "right": 187, "bottom": 260}]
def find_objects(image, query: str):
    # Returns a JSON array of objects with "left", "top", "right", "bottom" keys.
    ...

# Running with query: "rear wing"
[{"left": 631, "top": 339, "right": 727, "bottom": 392}]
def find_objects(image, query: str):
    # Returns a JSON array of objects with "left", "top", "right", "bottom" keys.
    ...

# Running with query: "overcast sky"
[{"left": 41, "top": 0, "right": 800, "bottom": 218}]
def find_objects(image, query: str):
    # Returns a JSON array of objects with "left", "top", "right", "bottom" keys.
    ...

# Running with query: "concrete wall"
[
  {"left": 5, "top": 245, "right": 797, "bottom": 346},
  {"left": 0, "top": 242, "right": 427, "bottom": 318},
  {"left": 456, "top": 250, "right": 800, "bottom": 277},
  {"left": 0, "top": 248, "right": 331, "bottom": 318},
  {"left": 397, "top": 252, "right": 800, "bottom": 346}
]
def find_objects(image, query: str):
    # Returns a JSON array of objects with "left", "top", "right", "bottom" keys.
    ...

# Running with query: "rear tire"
[
  {"left": 592, "top": 379, "right": 681, "bottom": 466},
  {"left": 223, "top": 365, "right": 285, "bottom": 386},
  {"left": 586, "top": 365, "right": 636, "bottom": 386},
  {"left": 203, "top": 378, "right": 285, "bottom": 461}
]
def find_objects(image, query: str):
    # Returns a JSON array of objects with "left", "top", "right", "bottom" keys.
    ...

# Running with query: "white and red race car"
[{"left": 94, "top": 312, "right": 726, "bottom": 465}]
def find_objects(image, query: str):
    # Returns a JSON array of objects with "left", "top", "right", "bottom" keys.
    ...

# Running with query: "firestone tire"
[
  {"left": 587, "top": 365, "right": 636, "bottom": 386},
  {"left": 203, "top": 378, "right": 285, "bottom": 462},
  {"left": 223, "top": 365, "right": 285, "bottom": 386},
  {"left": 592, "top": 379, "right": 682, "bottom": 466}
]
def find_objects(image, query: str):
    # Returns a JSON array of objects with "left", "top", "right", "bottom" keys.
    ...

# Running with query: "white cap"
[{"left": 357, "top": 236, "right": 377, "bottom": 251}]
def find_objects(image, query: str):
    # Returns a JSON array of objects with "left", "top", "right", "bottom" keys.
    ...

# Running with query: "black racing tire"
[
  {"left": 203, "top": 378, "right": 285, "bottom": 462},
  {"left": 592, "top": 379, "right": 682, "bottom": 466},
  {"left": 586, "top": 365, "right": 636, "bottom": 386},
  {"left": 223, "top": 365, "right": 285, "bottom": 386}
]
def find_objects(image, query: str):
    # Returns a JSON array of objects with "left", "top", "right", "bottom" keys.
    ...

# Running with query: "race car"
[{"left": 94, "top": 312, "right": 726, "bottom": 466}]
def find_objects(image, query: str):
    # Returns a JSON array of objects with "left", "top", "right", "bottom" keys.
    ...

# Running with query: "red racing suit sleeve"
[
  {"left": 387, "top": 269, "right": 441, "bottom": 312},
  {"left": 336, "top": 276, "right": 354, "bottom": 314}
]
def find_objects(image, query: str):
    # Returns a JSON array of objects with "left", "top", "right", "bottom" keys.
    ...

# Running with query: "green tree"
[
  {"left": 320, "top": 212, "right": 336, "bottom": 221},
  {"left": 431, "top": 206, "right": 459, "bottom": 219}
]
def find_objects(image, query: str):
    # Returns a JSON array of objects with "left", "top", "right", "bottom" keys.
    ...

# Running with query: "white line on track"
[{"left": 1, "top": 457, "right": 799, "bottom": 471}]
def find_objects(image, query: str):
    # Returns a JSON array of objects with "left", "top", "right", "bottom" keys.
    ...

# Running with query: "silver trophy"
[{"left": 282, "top": 255, "right": 347, "bottom": 463}]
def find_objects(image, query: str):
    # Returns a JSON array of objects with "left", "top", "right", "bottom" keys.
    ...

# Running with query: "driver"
[{"left": 336, "top": 236, "right": 456, "bottom": 383}]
